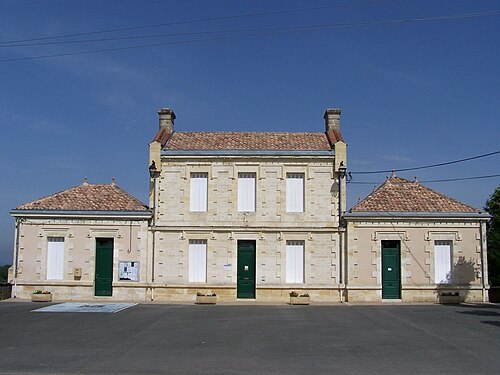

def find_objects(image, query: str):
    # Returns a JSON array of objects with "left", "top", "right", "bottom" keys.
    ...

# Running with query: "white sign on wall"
[{"left": 119, "top": 261, "right": 140, "bottom": 281}]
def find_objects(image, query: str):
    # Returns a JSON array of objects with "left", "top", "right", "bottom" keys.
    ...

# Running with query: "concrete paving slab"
[{"left": 32, "top": 302, "right": 137, "bottom": 313}]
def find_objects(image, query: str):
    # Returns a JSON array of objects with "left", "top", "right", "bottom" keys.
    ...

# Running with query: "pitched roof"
[
  {"left": 162, "top": 131, "right": 334, "bottom": 151},
  {"left": 15, "top": 181, "right": 149, "bottom": 212},
  {"left": 350, "top": 176, "right": 480, "bottom": 213}
]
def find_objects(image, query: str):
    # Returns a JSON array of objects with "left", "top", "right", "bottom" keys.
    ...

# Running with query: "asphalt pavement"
[{"left": 1, "top": 302, "right": 499, "bottom": 374}]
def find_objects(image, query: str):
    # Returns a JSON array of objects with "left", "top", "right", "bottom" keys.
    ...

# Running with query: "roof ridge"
[
  {"left": 172, "top": 130, "right": 326, "bottom": 134},
  {"left": 410, "top": 177, "right": 479, "bottom": 212},
  {"left": 109, "top": 184, "right": 149, "bottom": 209},
  {"left": 350, "top": 175, "right": 394, "bottom": 211}
]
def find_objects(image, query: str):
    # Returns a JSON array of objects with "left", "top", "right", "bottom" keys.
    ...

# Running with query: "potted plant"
[
  {"left": 31, "top": 290, "right": 52, "bottom": 302},
  {"left": 289, "top": 291, "right": 310, "bottom": 305},
  {"left": 195, "top": 291, "right": 217, "bottom": 304}
]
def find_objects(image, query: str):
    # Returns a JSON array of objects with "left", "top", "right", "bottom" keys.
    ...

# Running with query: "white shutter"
[
  {"left": 238, "top": 173, "right": 256, "bottom": 212},
  {"left": 190, "top": 173, "right": 208, "bottom": 212},
  {"left": 189, "top": 240, "right": 207, "bottom": 282},
  {"left": 434, "top": 241, "right": 452, "bottom": 284},
  {"left": 47, "top": 237, "right": 65, "bottom": 280},
  {"left": 286, "top": 173, "right": 304, "bottom": 212},
  {"left": 286, "top": 241, "right": 304, "bottom": 283}
]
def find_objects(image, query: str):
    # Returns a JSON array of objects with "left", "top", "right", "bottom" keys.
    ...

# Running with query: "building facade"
[
  {"left": 148, "top": 108, "right": 347, "bottom": 302},
  {"left": 344, "top": 175, "right": 490, "bottom": 303},
  {"left": 9, "top": 108, "right": 491, "bottom": 304},
  {"left": 10, "top": 181, "right": 151, "bottom": 301}
]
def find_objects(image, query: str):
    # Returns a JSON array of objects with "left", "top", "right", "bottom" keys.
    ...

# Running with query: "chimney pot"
[
  {"left": 324, "top": 108, "right": 342, "bottom": 131},
  {"left": 158, "top": 108, "right": 175, "bottom": 132}
]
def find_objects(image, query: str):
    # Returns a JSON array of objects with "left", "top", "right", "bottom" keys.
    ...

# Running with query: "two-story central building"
[{"left": 148, "top": 108, "right": 347, "bottom": 302}]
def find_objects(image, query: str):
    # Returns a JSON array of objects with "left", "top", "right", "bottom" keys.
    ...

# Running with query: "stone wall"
[
  {"left": 155, "top": 157, "right": 340, "bottom": 228},
  {"left": 151, "top": 230, "right": 341, "bottom": 301},
  {"left": 11, "top": 217, "right": 150, "bottom": 300}
]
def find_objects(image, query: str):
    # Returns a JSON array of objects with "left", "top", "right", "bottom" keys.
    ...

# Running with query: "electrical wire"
[
  {"left": 1, "top": 10, "right": 499, "bottom": 62},
  {"left": 349, "top": 173, "right": 500, "bottom": 185},
  {"left": 0, "top": 33, "right": 275, "bottom": 62},
  {"left": 350, "top": 150, "right": 500, "bottom": 174},
  {"left": 421, "top": 174, "right": 500, "bottom": 183},
  {"left": 0, "top": 0, "right": 397, "bottom": 45},
  {"left": 3, "top": 9, "right": 499, "bottom": 49},
  {"left": 0, "top": 29, "right": 244, "bottom": 48}
]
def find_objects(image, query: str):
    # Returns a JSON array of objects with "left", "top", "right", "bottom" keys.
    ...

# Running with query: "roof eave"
[
  {"left": 10, "top": 209, "right": 153, "bottom": 219},
  {"left": 343, "top": 211, "right": 491, "bottom": 220}
]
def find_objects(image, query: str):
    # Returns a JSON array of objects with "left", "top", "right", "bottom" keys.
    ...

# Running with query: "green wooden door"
[
  {"left": 382, "top": 240, "right": 401, "bottom": 299},
  {"left": 95, "top": 238, "right": 114, "bottom": 296},
  {"left": 237, "top": 240, "right": 256, "bottom": 299}
]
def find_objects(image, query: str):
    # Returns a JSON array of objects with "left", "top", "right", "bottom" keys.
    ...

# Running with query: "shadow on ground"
[
  {"left": 458, "top": 310, "right": 500, "bottom": 317},
  {"left": 451, "top": 303, "right": 500, "bottom": 328},
  {"left": 481, "top": 320, "right": 500, "bottom": 328}
]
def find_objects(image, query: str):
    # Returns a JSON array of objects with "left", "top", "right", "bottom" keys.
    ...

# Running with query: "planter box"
[
  {"left": 439, "top": 295, "right": 461, "bottom": 304},
  {"left": 290, "top": 296, "right": 310, "bottom": 305},
  {"left": 195, "top": 295, "right": 217, "bottom": 304},
  {"left": 32, "top": 294, "right": 52, "bottom": 302}
]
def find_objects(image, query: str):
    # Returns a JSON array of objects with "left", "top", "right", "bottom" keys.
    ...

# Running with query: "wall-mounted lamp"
[
  {"left": 149, "top": 161, "right": 159, "bottom": 179},
  {"left": 338, "top": 161, "right": 352, "bottom": 182},
  {"left": 338, "top": 162, "right": 347, "bottom": 179}
]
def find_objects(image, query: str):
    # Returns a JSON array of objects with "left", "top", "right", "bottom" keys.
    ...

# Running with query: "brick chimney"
[
  {"left": 324, "top": 108, "right": 341, "bottom": 131},
  {"left": 158, "top": 108, "right": 175, "bottom": 132}
]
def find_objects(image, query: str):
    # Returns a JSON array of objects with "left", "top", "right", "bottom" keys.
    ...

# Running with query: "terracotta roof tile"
[
  {"left": 350, "top": 176, "right": 480, "bottom": 213},
  {"left": 326, "top": 129, "right": 345, "bottom": 144},
  {"left": 152, "top": 128, "right": 171, "bottom": 147},
  {"left": 16, "top": 182, "right": 149, "bottom": 212},
  {"left": 164, "top": 132, "right": 333, "bottom": 150}
]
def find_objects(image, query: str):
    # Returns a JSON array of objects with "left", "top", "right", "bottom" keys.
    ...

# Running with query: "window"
[
  {"left": 190, "top": 173, "right": 208, "bottom": 212},
  {"left": 286, "top": 241, "right": 304, "bottom": 283},
  {"left": 47, "top": 237, "right": 65, "bottom": 280},
  {"left": 434, "top": 240, "right": 452, "bottom": 284},
  {"left": 286, "top": 173, "right": 304, "bottom": 212},
  {"left": 238, "top": 173, "right": 256, "bottom": 212},
  {"left": 189, "top": 240, "right": 207, "bottom": 282}
]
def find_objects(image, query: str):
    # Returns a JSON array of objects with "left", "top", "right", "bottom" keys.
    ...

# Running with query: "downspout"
[
  {"left": 338, "top": 171, "right": 343, "bottom": 303},
  {"left": 151, "top": 177, "right": 156, "bottom": 301},
  {"left": 13, "top": 217, "right": 23, "bottom": 298},
  {"left": 479, "top": 220, "right": 488, "bottom": 302}
]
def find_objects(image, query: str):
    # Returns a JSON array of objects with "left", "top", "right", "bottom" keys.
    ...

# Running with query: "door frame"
[
  {"left": 237, "top": 240, "right": 256, "bottom": 299},
  {"left": 381, "top": 240, "right": 401, "bottom": 299}
]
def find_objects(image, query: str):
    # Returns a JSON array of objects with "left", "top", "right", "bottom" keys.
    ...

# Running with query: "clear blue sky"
[{"left": 1, "top": 0, "right": 499, "bottom": 264}]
